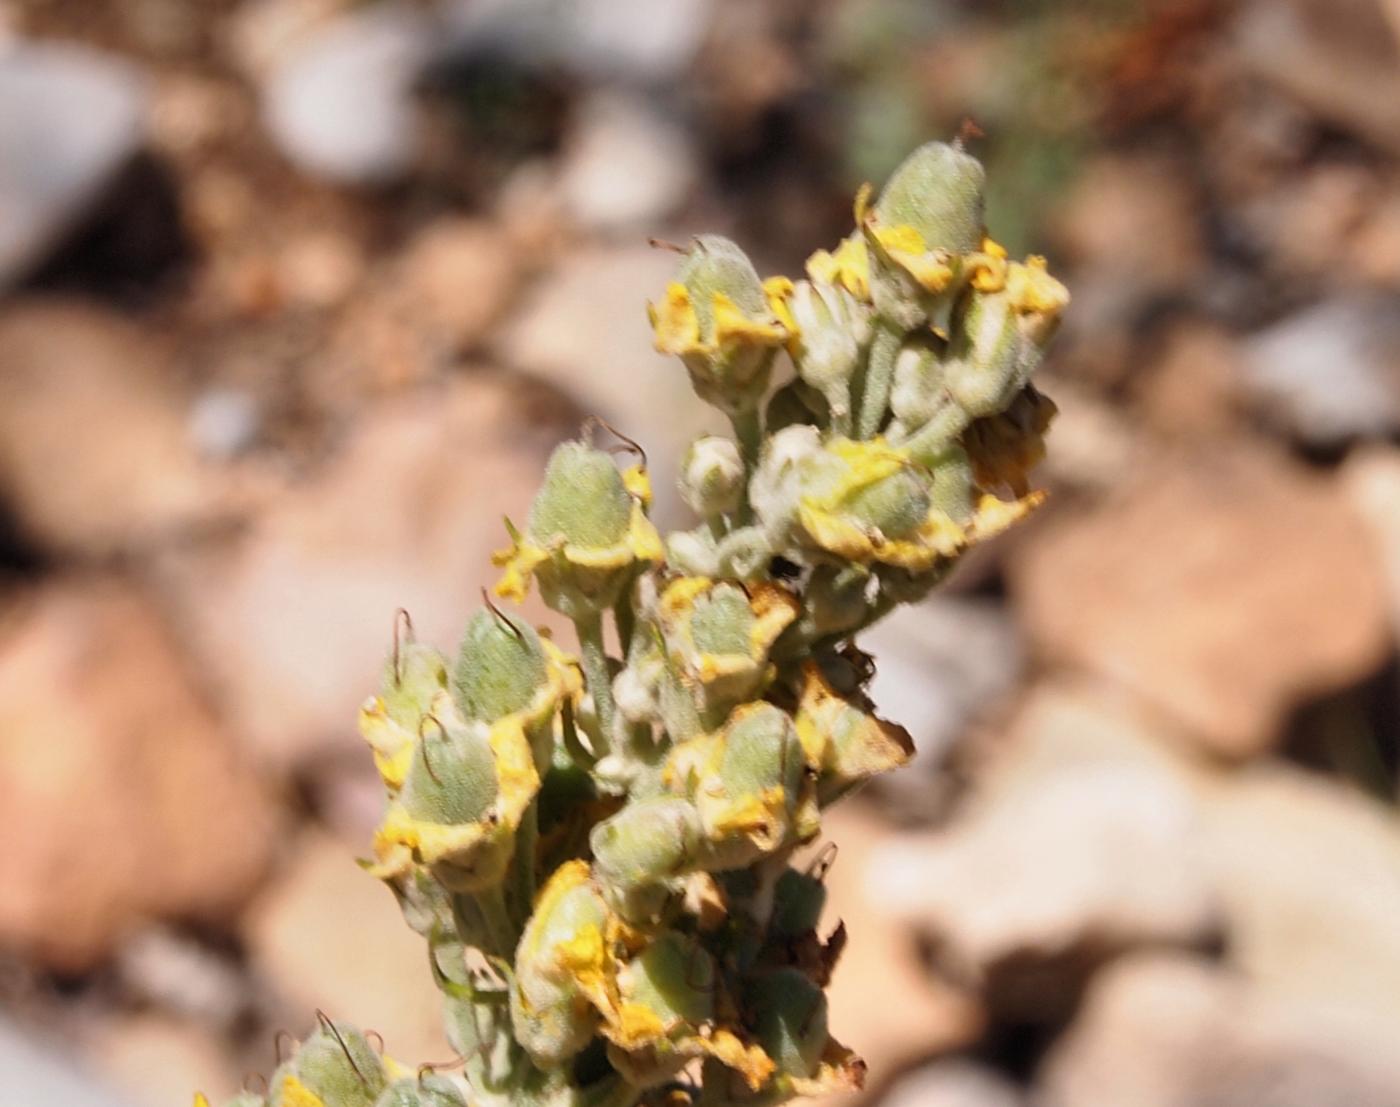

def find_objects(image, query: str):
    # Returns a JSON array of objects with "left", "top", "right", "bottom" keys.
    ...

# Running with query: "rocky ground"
[{"left": 1, "top": 1, "right": 1399, "bottom": 1105}]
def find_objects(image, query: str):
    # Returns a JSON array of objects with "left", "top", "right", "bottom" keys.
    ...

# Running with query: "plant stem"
[
  {"left": 730, "top": 406, "right": 762, "bottom": 470},
  {"left": 856, "top": 317, "right": 902, "bottom": 439},
  {"left": 574, "top": 610, "right": 616, "bottom": 756}
]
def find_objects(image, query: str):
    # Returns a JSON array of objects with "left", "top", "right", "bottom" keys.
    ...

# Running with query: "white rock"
[
  {"left": 561, "top": 91, "right": 695, "bottom": 234},
  {"left": 0, "top": 42, "right": 146, "bottom": 286},
  {"left": 1242, "top": 295, "right": 1400, "bottom": 445},
  {"left": 863, "top": 596, "right": 1022, "bottom": 777},
  {"left": 262, "top": 5, "right": 432, "bottom": 185}
]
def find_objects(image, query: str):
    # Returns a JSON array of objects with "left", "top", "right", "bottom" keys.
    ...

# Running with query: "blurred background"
[{"left": 2, "top": 0, "right": 1400, "bottom": 1104}]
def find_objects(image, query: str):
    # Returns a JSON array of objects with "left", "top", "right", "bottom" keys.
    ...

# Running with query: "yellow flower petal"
[
  {"left": 622, "top": 464, "right": 652, "bottom": 508},
  {"left": 276, "top": 1074, "right": 328, "bottom": 1107},
  {"left": 1007, "top": 256, "right": 1070, "bottom": 317}
]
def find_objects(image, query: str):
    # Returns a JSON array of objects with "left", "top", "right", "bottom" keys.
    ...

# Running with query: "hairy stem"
[
  {"left": 574, "top": 610, "right": 616, "bottom": 756},
  {"left": 856, "top": 317, "right": 902, "bottom": 439}
]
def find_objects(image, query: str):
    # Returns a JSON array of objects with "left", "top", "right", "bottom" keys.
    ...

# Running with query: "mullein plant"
[{"left": 196, "top": 140, "right": 1066, "bottom": 1107}]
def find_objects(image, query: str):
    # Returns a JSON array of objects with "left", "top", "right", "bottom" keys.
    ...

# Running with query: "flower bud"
[
  {"left": 649, "top": 236, "right": 792, "bottom": 414},
  {"left": 511, "top": 861, "right": 614, "bottom": 1068},
  {"left": 374, "top": 1076, "right": 466, "bottom": 1107},
  {"left": 591, "top": 796, "right": 702, "bottom": 920},
  {"left": 750, "top": 425, "right": 825, "bottom": 552},
  {"left": 784, "top": 279, "right": 871, "bottom": 426},
  {"left": 679, "top": 436, "right": 745, "bottom": 518},
  {"left": 657, "top": 578, "right": 799, "bottom": 721},
  {"left": 270, "top": 1021, "right": 387, "bottom": 1107},
  {"left": 791, "top": 438, "right": 947, "bottom": 573},
  {"left": 858, "top": 143, "right": 985, "bottom": 330},
  {"left": 494, "top": 441, "right": 662, "bottom": 618},
  {"left": 600, "top": 931, "right": 774, "bottom": 1092},
  {"left": 667, "top": 702, "right": 818, "bottom": 870}
]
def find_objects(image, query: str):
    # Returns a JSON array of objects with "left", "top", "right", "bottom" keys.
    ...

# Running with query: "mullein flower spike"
[{"left": 200, "top": 139, "right": 1064, "bottom": 1107}]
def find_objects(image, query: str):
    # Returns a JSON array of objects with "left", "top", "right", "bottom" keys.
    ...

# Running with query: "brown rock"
[
  {"left": 1009, "top": 444, "right": 1392, "bottom": 758},
  {"left": 868, "top": 683, "right": 1217, "bottom": 1019},
  {"left": 0, "top": 301, "right": 227, "bottom": 554},
  {"left": 1234, "top": 0, "right": 1400, "bottom": 154},
  {"left": 244, "top": 832, "right": 451, "bottom": 1066},
  {"left": 321, "top": 220, "right": 522, "bottom": 399},
  {"left": 0, "top": 579, "right": 277, "bottom": 970},
  {"left": 1039, "top": 953, "right": 1400, "bottom": 1107},
  {"left": 1135, "top": 322, "right": 1243, "bottom": 440},
  {"left": 156, "top": 375, "right": 564, "bottom": 768}
]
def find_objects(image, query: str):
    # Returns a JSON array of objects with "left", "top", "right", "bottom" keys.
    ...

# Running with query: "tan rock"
[
  {"left": 0, "top": 579, "right": 277, "bottom": 970},
  {"left": 1199, "top": 765, "right": 1400, "bottom": 1030},
  {"left": 156, "top": 375, "right": 561, "bottom": 769},
  {"left": 245, "top": 832, "right": 451, "bottom": 1067},
  {"left": 1342, "top": 447, "right": 1400, "bottom": 633},
  {"left": 1040, "top": 953, "right": 1400, "bottom": 1107},
  {"left": 0, "top": 301, "right": 227, "bottom": 554},
  {"left": 92, "top": 1013, "right": 241, "bottom": 1107},
  {"left": 498, "top": 244, "right": 723, "bottom": 526},
  {"left": 868, "top": 682, "right": 1217, "bottom": 1018},
  {"left": 1009, "top": 444, "right": 1392, "bottom": 758}
]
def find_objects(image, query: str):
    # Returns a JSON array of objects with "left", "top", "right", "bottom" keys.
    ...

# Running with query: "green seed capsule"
[
  {"left": 874, "top": 141, "right": 986, "bottom": 256},
  {"left": 530, "top": 442, "right": 634, "bottom": 550},
  {"left": 452, "top": 608, "right": 549, "bottom": 724},
  {"left": 270, "top": 1022, "right": 387, "bottom": 1107},
  {"left": 748, "top": 969, "right": 828, "bottom": 1080}
]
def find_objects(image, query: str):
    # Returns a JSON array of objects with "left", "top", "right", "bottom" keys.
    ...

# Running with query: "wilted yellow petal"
[
  {"left": 701, "top": 1029, "right": 776, "bottom": 1091},
  {"left": 650, "top": 283, "right": 702, "bottom": 355}
]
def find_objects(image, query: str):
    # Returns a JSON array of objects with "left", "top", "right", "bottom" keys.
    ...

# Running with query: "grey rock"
[
  {"left": 881, "top": 1060, "right": 1024, "bottom": 1107},
  {"left": 262, "top": 4, "right": 432, "bottom": 185},
  {"left": 444, "top": 0, "right": 712, "bottom": 82},
  {"left": 0, "top": 1019, "right": 129, "bottom": 1107},
  {"left": 1242, "top": 294, "right": 1400, "bottom": 445},
  {"left": 0, "top": 41, "right": 146, "bottom": 287}
]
